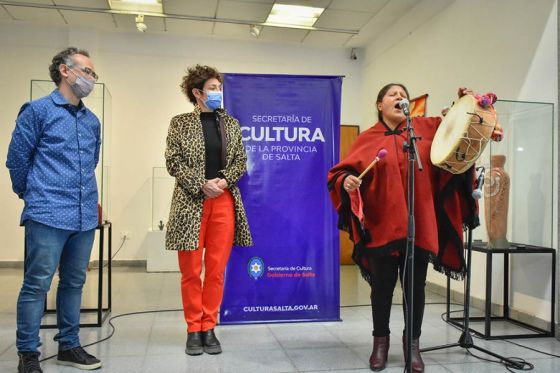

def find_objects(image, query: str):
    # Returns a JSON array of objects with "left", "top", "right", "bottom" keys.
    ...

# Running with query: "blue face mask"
[
  {"left": 204, "top": 91, "right": 222, "bottom": 111},
  {"left": 68, "top": 68, "right": 95, "bottom": 99}
]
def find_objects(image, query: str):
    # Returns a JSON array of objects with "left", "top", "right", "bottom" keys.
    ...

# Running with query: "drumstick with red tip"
[{"left": 358, "top": 148, "right": 388, "bottom": 180}]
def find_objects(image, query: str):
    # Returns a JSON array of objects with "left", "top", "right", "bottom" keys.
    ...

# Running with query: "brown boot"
[
  {"left": 369, "top": 336, "right": 389, "bottom": 371},
  {"left": 402, "top": 337, "right": 424, "bottom": 373}
]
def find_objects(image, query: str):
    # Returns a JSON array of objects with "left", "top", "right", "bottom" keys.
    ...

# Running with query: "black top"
[{"left": 200, "top": 112, "right": 222, "bottom": 179}]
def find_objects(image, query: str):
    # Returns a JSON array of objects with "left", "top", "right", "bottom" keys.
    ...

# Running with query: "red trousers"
[{"left": 178, "top": 190, "right": 235, "bottom": 332}]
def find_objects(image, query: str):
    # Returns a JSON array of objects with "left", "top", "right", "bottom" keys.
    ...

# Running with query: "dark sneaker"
[
  {"left": 201, "top": 329, "right": 222, "bottom": 354},
  {"left": 186, "top": 331, "right": 203, "bottom": 356},
  {"left": 56, "top": 346, "right": 101, "bottom": 370},
  {"left": 17, "top": 352, "right": 43, "bottom": 373}
]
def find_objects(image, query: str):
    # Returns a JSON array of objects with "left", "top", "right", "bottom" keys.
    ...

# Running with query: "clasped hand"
[{"left": 202, "top": 178, "right": 228, "bottom": 198}]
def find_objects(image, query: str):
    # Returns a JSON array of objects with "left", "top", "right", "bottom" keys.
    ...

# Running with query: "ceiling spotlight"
[
  {"left": 135, "top": 14, "right": 147, "bottom": 32},
  {"left": 249, "top": 24, "right": 261, "bottom": 38}
]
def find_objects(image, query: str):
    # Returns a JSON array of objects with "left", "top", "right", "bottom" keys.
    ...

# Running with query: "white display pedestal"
[{"left": 146, "top": 230, "right": 179, "bottom": 272}]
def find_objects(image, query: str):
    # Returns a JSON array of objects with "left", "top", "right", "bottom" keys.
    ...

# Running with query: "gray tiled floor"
[{"left": 1, "top": 266, "right": 559, "bottom": 372}]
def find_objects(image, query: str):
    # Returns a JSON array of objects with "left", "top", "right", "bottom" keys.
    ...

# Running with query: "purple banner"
[{"left": 220, "top": 74, "right": 341, "bottom": 323}]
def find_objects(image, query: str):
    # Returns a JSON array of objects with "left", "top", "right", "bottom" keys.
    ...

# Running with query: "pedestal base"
[
  {"left": 488, "top": 237, "right": 510, "bottom": 249},
  {"left": 146, "top": 230, "right": 179, "bottom": 272}
]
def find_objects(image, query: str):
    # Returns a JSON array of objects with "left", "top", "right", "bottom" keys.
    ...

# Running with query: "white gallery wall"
[
  {"left": 359, "top": 0, "right": 557, "bottom": 322},
  {"left": 0, "top": 21, "right": 363, "bottom": 262}
]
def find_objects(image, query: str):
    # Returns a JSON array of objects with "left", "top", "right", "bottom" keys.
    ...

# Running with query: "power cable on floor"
[
  {"left": 465, "top": 347, "right": 534, "bottom": 372},
  {"left": 39, "top": 308, "right": 181, "bottom": 363},
  {"left": 40, "top": 303, "right": 456, "bottom": 362}
]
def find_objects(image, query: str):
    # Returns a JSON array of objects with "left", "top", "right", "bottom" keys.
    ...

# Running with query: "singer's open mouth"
[{"left": 394, "top": 103, "right": 401, "bottom": 109}]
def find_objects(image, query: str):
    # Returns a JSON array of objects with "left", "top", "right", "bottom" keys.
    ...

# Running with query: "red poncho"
[{"left": 328, "top": 117, "right": 478, "bottom": 283}]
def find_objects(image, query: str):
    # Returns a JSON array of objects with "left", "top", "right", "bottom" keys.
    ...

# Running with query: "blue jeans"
[{"left": 17, "top": 220, "right": 95, "bottom": 353}]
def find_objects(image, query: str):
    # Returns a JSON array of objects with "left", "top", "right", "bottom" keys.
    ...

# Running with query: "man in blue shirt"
[{"left": 6, "top": 47, "right": 103, "bottom": 373}]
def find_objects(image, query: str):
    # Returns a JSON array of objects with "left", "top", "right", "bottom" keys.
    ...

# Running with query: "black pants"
[{"left": 368, "top": 250, "right": 429, "bottom": 339}]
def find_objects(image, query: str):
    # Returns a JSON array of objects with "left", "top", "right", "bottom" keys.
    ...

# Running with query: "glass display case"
[
  {"left": 152, "top": 166, "right": 174, "bottom": 231},
  {"left": 473, "top": 100, "right": 554, "bottom": 249},
  {"left": 30, "top": 80, "right": 112, "bottom": 223},
  {"left": 147, "top": 167, "right": 177, "bottom": 272}
]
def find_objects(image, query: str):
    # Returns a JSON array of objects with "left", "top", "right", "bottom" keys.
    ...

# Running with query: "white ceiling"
[{"left": 0, "top": 0, "right": 447, "bottom": 48}]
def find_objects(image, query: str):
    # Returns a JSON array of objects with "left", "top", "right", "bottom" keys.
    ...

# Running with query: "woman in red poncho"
[{"left": 328, "top": 84, "right": 479, "bottom": 372}]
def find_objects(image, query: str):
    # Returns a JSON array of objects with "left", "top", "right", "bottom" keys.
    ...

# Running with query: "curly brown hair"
[
  {"left": 180, "top": 64, "right": 223, "bottom": 105},
  {"left": 49, "top": 47, "right": 90, "bottom": 86}
]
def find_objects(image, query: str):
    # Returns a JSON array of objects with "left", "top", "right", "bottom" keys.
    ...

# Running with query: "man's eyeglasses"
[{"left": 68, "top": 65, "right": 99, "bottom": 81}]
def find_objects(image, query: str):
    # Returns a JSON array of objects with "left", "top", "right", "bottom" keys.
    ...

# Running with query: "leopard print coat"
[{"left": 165, "top": 106, "right": 253, "bottom": 250}]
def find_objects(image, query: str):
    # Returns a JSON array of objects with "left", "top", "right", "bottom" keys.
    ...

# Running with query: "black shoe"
[
  {"left": 201, "top": 329, "right": 222, "bottom": 354},
  {"left": 17, "top": 352, "right": 42, "bottom": 373},
  {"left": 56, "top": 346, "right": 102, "bottom": 370},
  {"left": 186, "top": 331, "right": 203, "bottom": 356}
]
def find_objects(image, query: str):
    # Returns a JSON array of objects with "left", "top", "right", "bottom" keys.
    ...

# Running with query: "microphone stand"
[
  {"left": 420, "top": 169, "right": 524, "bottom": 369},
  {"left": 403, "top": 108, "right": 422, "bottom": 373}
]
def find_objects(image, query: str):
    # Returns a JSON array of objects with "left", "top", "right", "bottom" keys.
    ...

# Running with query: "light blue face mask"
[
  {"left": 68, "top": 68, "right": 95, "bottom": 99},
  {"left": 204, "top": 91, "right": 222, "bottom": 110}
]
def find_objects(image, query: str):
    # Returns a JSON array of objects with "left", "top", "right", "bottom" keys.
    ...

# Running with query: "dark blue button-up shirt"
[{"left": 6, "top": 90, "right": 101, "bottom": 231}]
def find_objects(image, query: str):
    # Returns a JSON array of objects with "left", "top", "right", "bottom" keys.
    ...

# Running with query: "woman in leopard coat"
[{"left": 165, "top": 64, "right": 252, "bottom": 356}]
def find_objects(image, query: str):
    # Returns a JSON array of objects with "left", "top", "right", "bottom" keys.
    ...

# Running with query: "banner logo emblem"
[{"left": 248, "top": 257, "right": 265, "bottom": 280}]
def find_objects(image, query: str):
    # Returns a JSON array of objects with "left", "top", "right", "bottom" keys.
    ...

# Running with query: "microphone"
[
  {"left": 472, "top": 167, "right": 486, "bottom": 200},
  {"left": 398, "top": 98, "right": 410, "bottom": 116},
  {"left": 358, "top": 148, "right": 388, "bottom": 180}
]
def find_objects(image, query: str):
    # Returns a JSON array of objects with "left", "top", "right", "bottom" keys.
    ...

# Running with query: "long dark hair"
[{"left": 376, "top": 83, "right": 410, "bottom": 123}]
